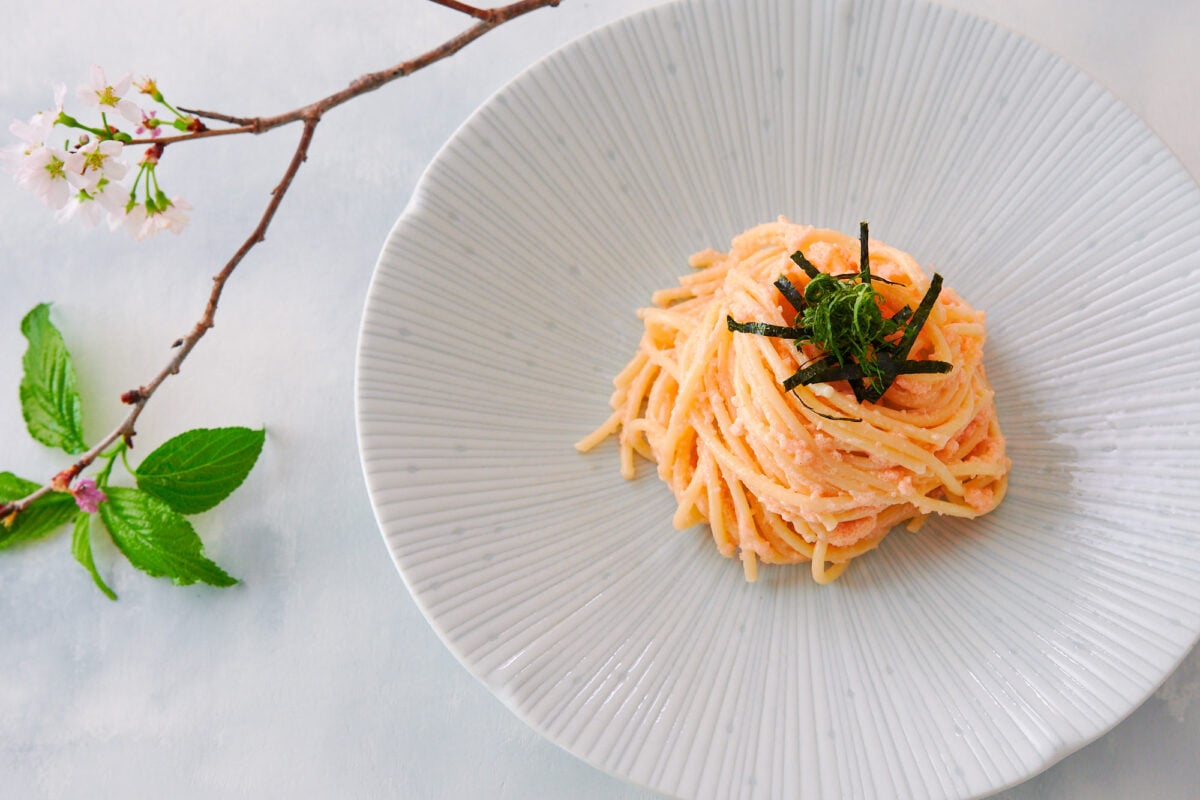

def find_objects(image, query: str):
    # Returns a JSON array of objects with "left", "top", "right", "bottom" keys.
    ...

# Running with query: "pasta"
[{"left": 577, "top": 218, "right": 1009, "bottom": 583}]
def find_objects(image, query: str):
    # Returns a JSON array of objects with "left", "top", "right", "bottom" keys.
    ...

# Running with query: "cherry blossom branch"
[
  {"left": 126, "top": 125, "right": 256, "bottom": 147},
  {"left": 149, "top": 0, "right": 561, "bottom": 144},
  {"left": 176, "top": 108, "right": 255, "bottom": 126},
  {"left": 0, "top": 0, "right": 560, "bottom": 520},
  {"left": 428, "top": 0, "right": 502, "bottom": 21}
]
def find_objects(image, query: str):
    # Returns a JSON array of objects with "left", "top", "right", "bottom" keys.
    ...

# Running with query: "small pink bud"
[{"left": 72, "top": 478, "right": 107, "bottom": 513}]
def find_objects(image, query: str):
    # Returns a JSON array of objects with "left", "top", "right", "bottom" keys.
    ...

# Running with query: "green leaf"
[
  {"left": 0, "top": 472, "right": 37, "bottom": 500},
  {"left": 0, "top": 471, "right": 78, "bottom": 549},
  {"left": 135, "top": 427, "right": 265, "bottom": 515},
  {"left": 98, "top": 487, "right": 237, "bottom": 587},
  {"left": 19, "top": 304, "right": 87, "bottom": 454},
  {"left": 71, "top": 512, "right": 117, "bottom": 600}
]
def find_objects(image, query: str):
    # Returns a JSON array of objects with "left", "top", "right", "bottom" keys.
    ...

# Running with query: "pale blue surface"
[{"left": 0, "top": 1, "right": 1196, "bottom": 797}]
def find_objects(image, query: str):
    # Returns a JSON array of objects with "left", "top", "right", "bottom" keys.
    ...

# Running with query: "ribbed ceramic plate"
[{"left": 356, "top": 0, "right": 1200, "bottom": 797}]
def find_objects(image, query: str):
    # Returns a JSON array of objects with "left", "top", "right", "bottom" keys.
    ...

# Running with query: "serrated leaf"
[
  {"left": 19, "top": 304, "right": 87, "bottom": 454},
  {"left": 135, "top": 427, "right": 265, "bottom": 515},
  {"left": 0, "top": 471, "right": 78, "bottom": 549},
  {"left": 98, "top": 487, "right": 236, "bottom": 587},
  {"left": 71, "top": 512, "right": 116, "bottom": 600},
  {"left": 0, "top": 472, "right": 37, "bottom": 499}
]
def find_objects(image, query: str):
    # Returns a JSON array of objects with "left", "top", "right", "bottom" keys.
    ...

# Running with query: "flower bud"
[
  {"left": 140, "top": 142, "right": 164, "bottom": 165},
  {"left": 134, "top": 76, "right": 164, "bottom": 103},
  {"left": 50, "top": 464, "right": 81, "bottom": 492}
]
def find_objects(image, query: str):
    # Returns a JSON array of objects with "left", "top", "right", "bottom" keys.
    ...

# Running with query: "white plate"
[{"left": 355, "top": 0, "right": 1200, "bottom": 797}]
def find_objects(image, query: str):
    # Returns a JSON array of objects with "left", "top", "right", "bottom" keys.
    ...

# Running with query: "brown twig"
[
  {"left": 0, "top": 0, "right": 561, "bottom": 521},
  {"left": 428, "top": 0, "right": 499, "bottom": 21},
  {"left": 126, "top": 125, "right": 256, "bottom": 147},
  {"left": 164, "top": 0, "right": 561, "bottom": 145},
  {"left": 174, "top": 108, "right": 255, "bottom": 126}
]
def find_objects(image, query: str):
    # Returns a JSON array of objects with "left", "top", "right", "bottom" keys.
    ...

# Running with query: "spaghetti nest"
[{"left": 578, "top": 219, "right": 1009, "bottom": 583}]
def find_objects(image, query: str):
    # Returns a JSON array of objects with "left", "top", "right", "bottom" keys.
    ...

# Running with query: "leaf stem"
[
  {"left": 95, "top": 442, "right": 125, "bottom": 488},
  {"left": 120, "top": 447, "right": 135, "bottom": 477}
]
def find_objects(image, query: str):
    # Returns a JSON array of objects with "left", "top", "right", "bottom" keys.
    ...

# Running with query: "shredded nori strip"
[
  {"left": 790, "top": 249, "right": 821, "bottom": 279},
  {"left": 782, "top": 355, "right": 951, "bottom": 391},
  {"left": 859, "top": 220, "right": 871, "bottom": 286},
  {"left": 726, "top": 316, "right": 810, "bottom": 339},
  {"left": 895, "top": 273, "right": 943, "bottom": 359},
  {"left": 773, "top": 275, "right": 807, "bottom": 315}
]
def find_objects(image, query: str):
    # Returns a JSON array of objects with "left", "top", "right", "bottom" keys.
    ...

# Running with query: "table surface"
[{"left": 2, "top": 1, "right": 1197, "bottom": 797}]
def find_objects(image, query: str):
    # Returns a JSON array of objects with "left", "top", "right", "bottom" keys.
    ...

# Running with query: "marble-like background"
[{"left": 0, "top": 1, "right": 1196, "bottom": 797}]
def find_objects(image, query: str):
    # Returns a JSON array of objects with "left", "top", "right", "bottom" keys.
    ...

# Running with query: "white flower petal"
[
  {"left": 1, "top": 143, "right": 29, "bottom": 170},
  {"left": 10, "top": 118, "right": 37, "bottom": 144},
  {"left": 103, "top": 159, "right": 129, "bottom": 180},
  {"left": 89, "top": 65, "right": 106, "bottom": 91},
  {"left": 65, "top": 170, "right": 100, "bottom": 191},
  {"left": 115, "top": 98, "right": 142, "bottom": 124},
  {"left": 43, "top": 177, "right": 70, "bottom": 210},
  {"left": 56, "top": 196, "right": 102, "bottom": 228},
  {"left": 53, "top": 83, "right": 66, "bottom": 111},
  {"left": 24, "top": 110, "right": 54, "bottom": 145},
  {"left": 63, "top": 150, "right": 99, "bottom": 190},
  {"left": 76, "top": 84, "right": 98, "bottom": 106},
  {"left": 81, "top": 200, "right": 105, "bottom": 227},
  {"left": 107, "top": 207, "right": 131, "bottom": 232},
  {"left": 53, "top": 200, "right": 75, "bottom": 224},
  {"left": 62, "top": 150, "right": 98, "bottom": 189},
  {"left": 112, "top": 73, "right": 132, "bottom": 96},
  {"left": 96, "top": 186, "right": 127, "bottom": 214}
]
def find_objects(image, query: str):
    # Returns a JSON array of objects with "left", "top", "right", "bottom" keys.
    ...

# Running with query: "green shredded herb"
[{"left": 726, "top": 221, "right": 952, "bottom": 413}]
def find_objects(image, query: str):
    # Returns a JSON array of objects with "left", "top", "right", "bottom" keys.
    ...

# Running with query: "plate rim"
[{"left": 354, "top": 0, "right": 1200, "bottom": 796}]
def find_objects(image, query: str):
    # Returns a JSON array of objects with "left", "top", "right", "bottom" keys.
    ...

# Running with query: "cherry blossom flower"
[
  {"left": 77, "top": 138, "right": 128, "bottom": 182},
  {"left": 117, "top": 195, "right": 191, "bottom": 239},
  {"left": 136, "top": 109, "right": 162, "bottom": 138},
  {"left": 133, "top": 76, "right": 164, "bottom": 103},
  {"left": 9, "top": 84, "right": 67, "bottom": 148},
  {"left": 4, "top": 84, "right": 108, "bottom": 209},
  {"left": 10, "top": 145, "right": 87, "bottom": 209},
  {"left": 71, "top": 479, "right": 107, "bottom": 513},
  {"left": 57, "top": 177, "right": 126, "bottom": 228},
  {"left": 9, "top": 113, "right": 53, "bottom": 152},
  {"left": 76, "top": 66, "right": 141, "bottom": 124}
]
